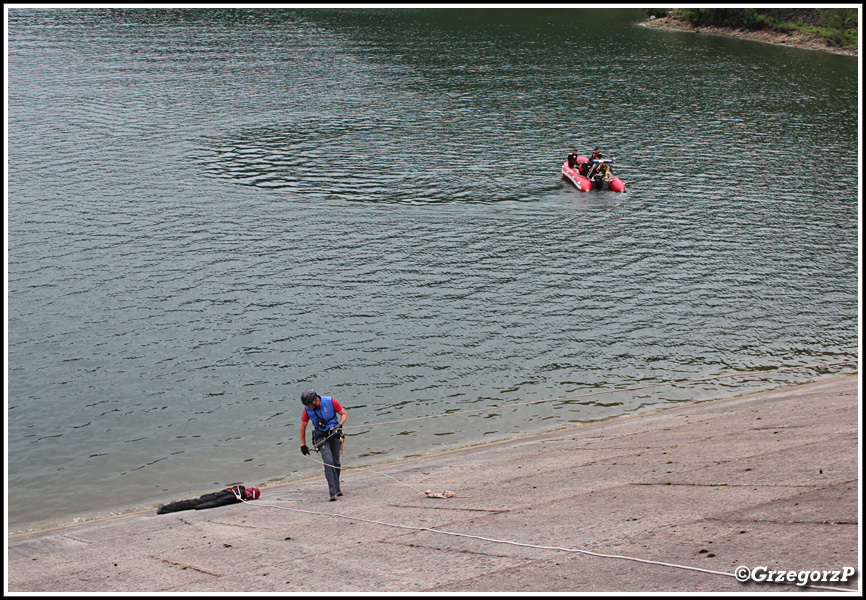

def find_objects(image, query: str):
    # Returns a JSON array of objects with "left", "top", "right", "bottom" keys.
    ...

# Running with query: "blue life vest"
[{"left": 305, "top": 396, "right": 340, "bottom": 433}]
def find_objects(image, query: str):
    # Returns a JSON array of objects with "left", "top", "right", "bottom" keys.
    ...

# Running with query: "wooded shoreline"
[{"left": 641, "top": 14, "right": 858, "bottom": 57}]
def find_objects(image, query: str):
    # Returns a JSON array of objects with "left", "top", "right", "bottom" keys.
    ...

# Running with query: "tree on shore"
[{"left": 819, "top": 8, "right": 857, "bottom": 31}]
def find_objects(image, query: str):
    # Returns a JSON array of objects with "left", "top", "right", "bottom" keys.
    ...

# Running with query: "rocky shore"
[{"left": 641, "top": 15, "right": 858, "bottom": 57}]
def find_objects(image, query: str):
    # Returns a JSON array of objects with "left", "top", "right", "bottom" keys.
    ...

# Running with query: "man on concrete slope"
[{"left": 299, "top": 389, "right": 348, "bottom": 501}]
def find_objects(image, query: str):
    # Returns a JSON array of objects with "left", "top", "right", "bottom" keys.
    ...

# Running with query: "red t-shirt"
[{"left": 300, "top": 398, "right": 343, "bottom": 422}]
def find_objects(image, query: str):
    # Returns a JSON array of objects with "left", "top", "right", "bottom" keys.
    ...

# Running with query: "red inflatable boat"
[{"left": 562, "top": 156, "right": 626, "bottom": 193}]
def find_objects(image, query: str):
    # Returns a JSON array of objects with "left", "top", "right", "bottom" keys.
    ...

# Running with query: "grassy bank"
[{"left": 644, "top": 8, "right": 858, "bottom": 55}]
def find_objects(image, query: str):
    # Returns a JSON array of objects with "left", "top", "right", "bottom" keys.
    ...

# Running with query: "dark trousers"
[
  {"left": 157, "top": 488, "right": 240, "bottom": 513},
  {"left": 159, "top": 498, "right": 203, "bottom": 513},
  {"left": 314, "top": 432, "right": 342, "bottom": 497}
]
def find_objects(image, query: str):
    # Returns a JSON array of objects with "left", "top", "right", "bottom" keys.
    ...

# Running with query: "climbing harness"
[{"left": 311, "top": 426, "right": 344, "bottom": 455}]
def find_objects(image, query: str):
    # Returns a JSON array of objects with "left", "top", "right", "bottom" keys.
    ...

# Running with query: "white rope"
[
  {"left": 238, "top": 498, "right": 855, "bottom": 593},
  {"left": 302, "top": 445, "right": 468, "bottom": 498},
  {"left": 303, "top": 452, "right": 420, "bottom": 494}
]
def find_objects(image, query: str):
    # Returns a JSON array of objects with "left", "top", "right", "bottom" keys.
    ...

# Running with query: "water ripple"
[{"left": 6, "top": 7, "right": 858, "bottom": 532}]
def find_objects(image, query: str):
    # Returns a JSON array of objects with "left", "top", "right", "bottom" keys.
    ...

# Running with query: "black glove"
[{"left": 301, "top": 445, "right": 310, "bottom": 456}]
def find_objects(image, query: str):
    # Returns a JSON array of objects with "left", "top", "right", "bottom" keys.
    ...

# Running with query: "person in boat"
[
  {"left": 156, "top": 484, "right": 260, "bottom": 514},
  {"left": 578, "top": 158, "right": 591, "bottom": 176},
  {"left": 590, "top": 148, "right": 603, "bottom": 161},
  {"left": 566, "top": 149, "right": 581, "bottom": 170},
  {"left": 591, "top": 161, "right": 613, "bottom": 182},
  {"left": 599, "top": 162, "right": 613, "bottom": 180},
  {"left": 299, "top": 389, "right": 348, "bottom": 502}
]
